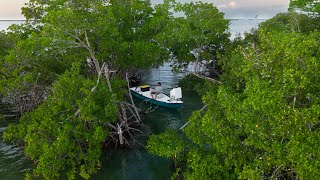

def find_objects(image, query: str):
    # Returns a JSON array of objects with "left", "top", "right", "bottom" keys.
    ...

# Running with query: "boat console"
[{"left": 170, "top": 87, "right": 182, "bottom": 101}]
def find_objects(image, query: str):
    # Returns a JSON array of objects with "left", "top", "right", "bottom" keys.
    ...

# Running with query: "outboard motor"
[{"left": 170, "top": 87, "right": 182, "bottom": 101}]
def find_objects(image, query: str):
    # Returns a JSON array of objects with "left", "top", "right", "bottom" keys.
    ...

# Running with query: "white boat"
[{"left": 130, "top": 85, "right": 183, "bottom": 109}]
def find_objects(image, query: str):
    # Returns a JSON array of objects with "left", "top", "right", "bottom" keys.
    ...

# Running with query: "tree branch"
[{"left": 191, "top": 72, "right": 222, "bottom": 84}]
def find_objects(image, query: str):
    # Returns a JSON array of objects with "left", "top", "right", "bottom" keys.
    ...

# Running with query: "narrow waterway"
[
  {"left": 0, "top": 117, "right": 32, "bottom": 179},
  {"left": 0, "top": 63, "right": 203, "bottom": 179},
  {"left": 0, "top": 19, "right": 261, "bottom": 179},
  {"left": 94, "top": 63, "right": 203, "bottom": 179}
]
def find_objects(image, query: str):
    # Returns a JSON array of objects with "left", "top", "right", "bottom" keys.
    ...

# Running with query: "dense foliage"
[
  {"left": 156, "top": 1, "right": 230, "bottom": 74},
  {"left": 290, "top": 0, "right": 320, "bottom": 15},
  {"left": 4, "top": 63, "right": 122, "bottom": 179},
  {"left": 2, "top": 0, "right": 173, "bottom": 178},
  {"left": 259, "top": 12, "right": 320, "bottom": 33},
  {"left": 147, "top": 11, "right": 320, "bottom": 179},
  {"left": 1, "top": 0, "right": 231, "bottom": 179},
  {"left": 178, "top": 74, "right": 206, "bottom": 91}
]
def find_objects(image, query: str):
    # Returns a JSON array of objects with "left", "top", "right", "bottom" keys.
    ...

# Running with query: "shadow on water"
[
  {"left": 95, "top": 63, "right": 203, "bottom": 180},
  {"left": 95, "top": 90, "right": 203, "bottom": 180},
  {"left": 141, "top": 91, "right": 203, "bottom": 134},
  {"left": 97, "top": 147, "right": 171, "bottom": 180}
]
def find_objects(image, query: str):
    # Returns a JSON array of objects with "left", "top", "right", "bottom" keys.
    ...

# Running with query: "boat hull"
[{"left": 130, "top": 90, "right": 182, "bottom": 109}]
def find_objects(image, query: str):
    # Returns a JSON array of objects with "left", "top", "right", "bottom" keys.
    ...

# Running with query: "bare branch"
[
  {"left": 125, "top": 73, "right": 141, "bottom": 122},
  {"left": 191, "top": 72, "right": 222, "bottom": 84},
  {"left": 179, "top": 105, "right": 207, "bottom": 130}
]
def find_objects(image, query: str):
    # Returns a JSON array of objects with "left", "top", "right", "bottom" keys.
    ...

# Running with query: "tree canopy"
[
  {"left": 290, "top": 0, "right": 320, "bottom": 15},
  {"left": 155, "top": 1, "right": 230, "bottom": 73},
  {"left": 4, "top": 63, "right": 122, "bottom": 179},
  {"left": 259, "top": 12, "right": 320, "bottom": 33},
  {"left": 1, "top": 0, "right": 174, "bottom": 114},
  {"left": 147, "top": 11, "right": 320, "bottom": 179},
  {"left": 3, "top": 0, "right": 320, "bottom": 179},
  {"left": 1, "top": 0, "right": 231, "bottom": 179}
]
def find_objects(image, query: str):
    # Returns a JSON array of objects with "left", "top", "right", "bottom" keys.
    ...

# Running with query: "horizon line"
[{"left": 0, "top": 18, "right": 268, "bottom": 21}]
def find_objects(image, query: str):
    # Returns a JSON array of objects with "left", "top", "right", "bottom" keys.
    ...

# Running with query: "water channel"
[
  {"left": 0, "top": 63, "right": 203, "bottom": 179},
  {"left": 0, "top": 18, "right": 264, "bottom": 179}
]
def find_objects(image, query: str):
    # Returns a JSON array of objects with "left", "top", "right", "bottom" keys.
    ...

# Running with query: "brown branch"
[
  {"left": 103, "top": 65, "right": 113, "bottom": 92},
  {"left": 125, "top": 73, "right": 141, "bottom": 122},
  {"left": 191, "top": 72, "right": 222, "bottom": 84},
  {"left": 120, "top": 103, "right": 129, "bottom": 131},
  {"left": 271, "top": 165, "right": 283, "bottom": 179},
  {"left": 128, "top": 127, "right": 143, "bottom": 134},
  {"left": 124, "top": 103, "right": 140, "bottom": 123},
  {"left": 67, "top": 31, "right": 100, "bottom": 74}
]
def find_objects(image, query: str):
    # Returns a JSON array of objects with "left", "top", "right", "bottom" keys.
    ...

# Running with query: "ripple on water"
[{"left": 0, "top": 126, "right": 31, "bottom": 179}]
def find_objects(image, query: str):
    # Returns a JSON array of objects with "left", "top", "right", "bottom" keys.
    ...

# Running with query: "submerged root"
[{"left": 104, "top": 99, "right": 145, "bottom": 148}]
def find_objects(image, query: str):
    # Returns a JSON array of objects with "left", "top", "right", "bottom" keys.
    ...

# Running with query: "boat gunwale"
[{"left": 130, "top": 88, "right": 183, "bottom": 109}]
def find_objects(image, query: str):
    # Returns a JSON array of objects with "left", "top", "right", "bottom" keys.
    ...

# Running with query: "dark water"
[
  {"left": 0, "top": 62, "right": 203, "bottom": 179},
  {"left": 93, "top": 64, "right": 203, "bottom": 180},
  {"left": 0, "top": 125, "right": 32, "bottom": 179}
]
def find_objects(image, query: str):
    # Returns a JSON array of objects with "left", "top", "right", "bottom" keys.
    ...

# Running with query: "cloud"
[
  {"left": 1, "top": 0, "right": 290, "bottom": 20},
  {"left": 217, "top": 1, "right": 237, "bottom": 8},
  {"left": 228, "top": 1, "right": 237, "bottom": 7},
  {"left": 152, "top": 0, "right": 289, "bottom": 8}
]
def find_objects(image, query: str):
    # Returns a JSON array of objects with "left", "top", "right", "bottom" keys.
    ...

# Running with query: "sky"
[
  {"left": 0, "top": 0, "right": 290, "bottom": 20},
  {"left": 0, "top": 0, "right": 28, "bottom": 19}
]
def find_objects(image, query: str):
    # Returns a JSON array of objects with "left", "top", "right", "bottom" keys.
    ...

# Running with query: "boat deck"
[{"left": 130, "top": 87, "right": 183, "bottom": 109}]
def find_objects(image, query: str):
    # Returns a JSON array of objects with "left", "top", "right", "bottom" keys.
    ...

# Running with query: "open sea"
[
  {"left": 0, "top": 19, "right": 266, "bottom": 38},
  {"left": 0, "top": 20, "right": 25, "bottom": 31}
]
